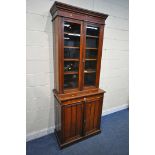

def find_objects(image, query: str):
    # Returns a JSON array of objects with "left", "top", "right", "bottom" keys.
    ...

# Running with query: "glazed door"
[
  {"left": 62, "top": 102, "right": 84, "bottom": 143},
  {"left": 84, "top": 97, "right": 103, "bottom": 135},
  {"left": 62, "top": 19, "right": 104, "bottom": 92},
  {"left": 63, "top": 18, "right": 83, "bottom": 92},
  {"left": 82, "top": 23, "right": 104, "bottom": 89}
]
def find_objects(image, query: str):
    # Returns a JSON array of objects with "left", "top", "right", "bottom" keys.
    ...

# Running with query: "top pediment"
[{"left": 50, "top": 1, "right": 108, "bottom": 20}]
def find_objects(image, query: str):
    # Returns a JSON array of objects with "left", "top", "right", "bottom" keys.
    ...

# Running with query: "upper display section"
[
  {"left": 50, "top": 1, "right": 108, "bottom": 24},
  {"left": 51, "top": 1, "right": 108, "bottom": 94}
]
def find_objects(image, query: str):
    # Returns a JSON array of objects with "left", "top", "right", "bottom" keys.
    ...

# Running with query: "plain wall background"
[{"left": 26, "top": 0, "right": 129, "bottom": 140}]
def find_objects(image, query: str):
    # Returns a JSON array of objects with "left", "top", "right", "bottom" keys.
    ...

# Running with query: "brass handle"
[{"left": 84, "top": 97, "right": 86, "bottom": 102}]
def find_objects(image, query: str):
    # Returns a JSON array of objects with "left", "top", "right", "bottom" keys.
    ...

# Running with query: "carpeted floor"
[{"left": 27, "top": 109, "right": 129, "bottom": 155}]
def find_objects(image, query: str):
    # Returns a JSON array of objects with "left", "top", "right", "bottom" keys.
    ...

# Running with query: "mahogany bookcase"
[{"left": 50, "top": 1, "right": 108, "bottom": 149}]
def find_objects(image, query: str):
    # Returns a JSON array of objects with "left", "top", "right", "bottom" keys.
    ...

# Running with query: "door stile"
[
  {"left": 96, "top": 25, "right": 105, "bottom": 87},
  {"left": 97, "top": 96, "right": 104, "bottom": 129},
  {"left": 81, "top": 98, "right": 86, "bottom": 136},
  {"left": 79, "top": 20, "right": 84, "bottom": 91},
  {"left": 80, "top": 22, "right": 87, "bottom": 90},
  {"left": 59, "top": 17, "right": 64, "bottom": 93}
]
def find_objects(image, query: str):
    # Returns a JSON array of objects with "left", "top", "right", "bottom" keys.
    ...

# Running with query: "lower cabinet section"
[{"left": 54, "top": 92, "right": 104, "bottom": 148}]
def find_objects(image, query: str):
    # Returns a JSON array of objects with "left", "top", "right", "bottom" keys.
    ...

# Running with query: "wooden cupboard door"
[
  {"left": 84, "top": 97, "right": 103, "bottom": 135},
  {"left": 62, "top": 102, "right": 84, "bottom": 143}
]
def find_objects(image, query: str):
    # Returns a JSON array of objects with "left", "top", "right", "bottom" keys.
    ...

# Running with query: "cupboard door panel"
[
  {"left": 70, "top": 105, "right": 77, "bottom": 137},
  {"left": 85, "top": 101, "right": 91, "bottom": 133},
  {"left": 90, "top": 101, "right": 95, "bottom": 130},
  {"left": 76, "top": 103, "right": 83, "bottom": 136},
  {"left": 63, "top": 102, "right": 83, "bottom": 142},
  {"left": 63, "top": 105, "right": 71, "bottom": 140},
  {"left": 93, "top": 99, "right": 100, "bottom": 129},
  {"left": 84, "top": 97, "right": 103, "bottom": 135}
]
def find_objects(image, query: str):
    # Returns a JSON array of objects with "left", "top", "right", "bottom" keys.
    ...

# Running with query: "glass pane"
[
  {"left": 85, "top": 61, "right": 97, "bottom": 71},
  {"left": 84, "top": 73, "right": 96, "bottom": 86},
  {"left": 64, "top": 22, "right": 80, "bottom": 34},
  {"left": 64, "top": 48, "right": 79, "bottom": 59},
  {"left": 86, "top": 49, "right": 97, "bottom": 59},
  {"left": 64, "top": 21, "right": 81, "bottom": 90},
  {"left": 86, "top": 26, "right": 99, "bottom": 36},
  {"left": 84, "top": 25, "right": 99, "bottom": 87},
  {"left": 64, "top": 34, "right": 80, "bottom": 47},
  {"left": 86, "top": 38, "right": 98, "bottom": 48},
  {"left": 64, "top": 61, "right": 79, "bottom": 72},
  {"left": 64, "top": 74, "right": 78, "bottom": 89}
]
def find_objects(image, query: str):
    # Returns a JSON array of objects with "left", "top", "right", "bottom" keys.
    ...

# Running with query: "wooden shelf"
[
  {"left": 86, "top": 47, "right": 98, "bottom": 50},
  {"left": 65, "top": 33, "right": 98, "bottom": 38},
  {"left": 84, "top": 70, "right": 96, "bottom": 73},
  {"left": 64, "top": 32, "right": 80, "bottom": 36},
  {"left": 64, "top": 46, "right": 80, "bottom": 49},
  {"left": 64, "top": 59, "right": 79, "bottom": 61},
  {"left": 85, "top": 58, "right": 97, "bottom": 61},
  {"left": 86, "top": 35, "right": 98, "bottom": 38},
  {"left": 64, "top": 71, "right": 78, "bottom": 75}
]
